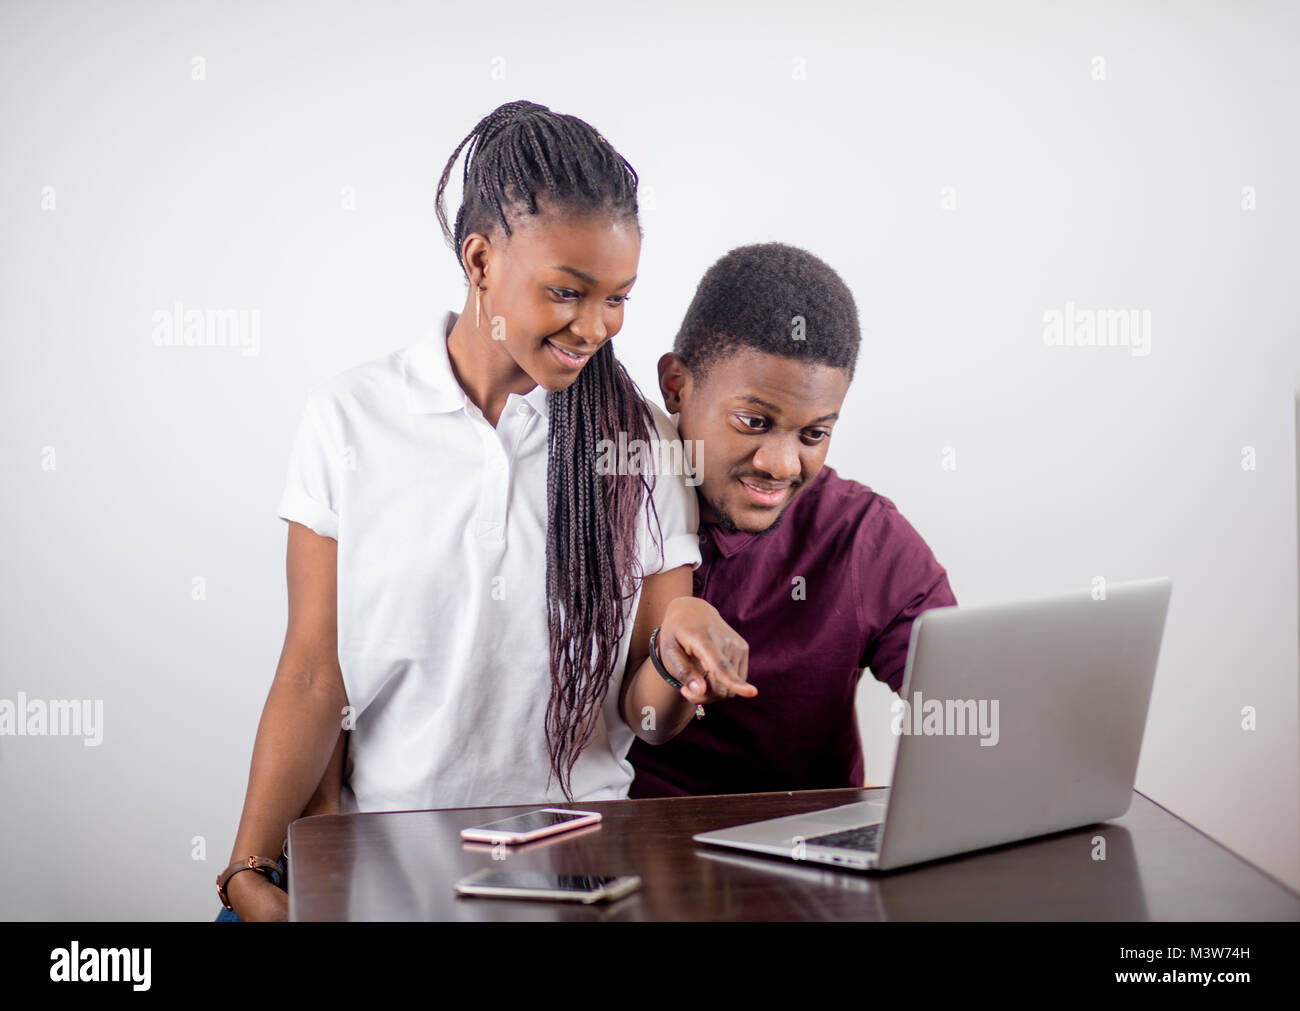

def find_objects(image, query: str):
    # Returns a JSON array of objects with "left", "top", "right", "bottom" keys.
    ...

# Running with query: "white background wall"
[{"left": 1, "top": 0, "right": 1296, "bottom": 918}]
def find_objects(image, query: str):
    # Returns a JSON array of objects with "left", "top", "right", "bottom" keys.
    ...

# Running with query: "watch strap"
[{"left": 216, "top": 855, "right": 282, "bottom": 911}]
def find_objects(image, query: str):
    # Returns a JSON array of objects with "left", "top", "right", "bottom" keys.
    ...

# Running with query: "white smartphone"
[
  {"left": 458, "top": 808, "right": 602, "bottom": 844},
  {"left": 453, "top": 869, "right": 642, "bottom": 904}
]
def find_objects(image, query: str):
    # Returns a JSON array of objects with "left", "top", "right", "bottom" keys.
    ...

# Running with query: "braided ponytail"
[{"left": 436, "top": 101, "right": 660, "bottom": 798}]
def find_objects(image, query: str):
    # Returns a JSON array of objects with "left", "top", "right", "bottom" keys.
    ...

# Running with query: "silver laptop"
[{"left": 693, "top": 576, "right": 1172, "bottom": 872}]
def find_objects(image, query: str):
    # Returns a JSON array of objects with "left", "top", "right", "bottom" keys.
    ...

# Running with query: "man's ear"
[{"left": 658, "top": 352, "right": 688, "bottom": 413}]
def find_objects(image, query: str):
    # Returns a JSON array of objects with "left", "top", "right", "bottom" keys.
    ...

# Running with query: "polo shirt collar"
[
  {"left": 404, "top": 310, "right": 550, "bottom": 420},
  {"left": 704, "top": 524, "right": 759, "bottom": 558},
  {"left": 522, "top": 381, "right": 551, "bottom": 420},
  {"left": 405, "top": 312, "right": 469, "bottom": 414}
]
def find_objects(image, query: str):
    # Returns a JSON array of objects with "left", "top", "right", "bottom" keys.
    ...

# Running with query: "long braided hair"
[{"left": 435, "top": 100, "right": 661, "bottom": 799}]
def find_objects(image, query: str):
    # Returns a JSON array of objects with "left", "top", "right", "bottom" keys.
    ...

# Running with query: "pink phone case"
[{"left": 459, "top": 808, "right": 603, "bottom": 844}]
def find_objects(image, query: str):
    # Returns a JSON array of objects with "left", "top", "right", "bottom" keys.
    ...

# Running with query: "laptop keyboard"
[{"left": 805, "top": 823, "right": 882, "bottom": 852}]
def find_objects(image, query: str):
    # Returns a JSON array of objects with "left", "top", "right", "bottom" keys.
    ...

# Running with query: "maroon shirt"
[{"left": 627, "top": 465, "right": 957, "bottom": 797}]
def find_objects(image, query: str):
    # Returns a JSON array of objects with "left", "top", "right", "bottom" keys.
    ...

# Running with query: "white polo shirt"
[{"left": 276, "top": 312, "right": 700, "bottom": 813}]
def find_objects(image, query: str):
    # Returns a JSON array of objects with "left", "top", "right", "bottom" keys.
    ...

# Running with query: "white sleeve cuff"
[
  {"left": 654, "top": 531, "right": 702, "bottom": 575},
  {"left": 277, "top": 489, "right": 339, "bottom": 540}
]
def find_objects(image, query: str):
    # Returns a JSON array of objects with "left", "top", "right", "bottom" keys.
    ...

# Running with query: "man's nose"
[{"left": 751, "top": 437, "right": 801, "bottom": 482}]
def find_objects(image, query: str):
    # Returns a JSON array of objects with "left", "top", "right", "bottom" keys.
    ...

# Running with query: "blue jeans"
[{"left": 214, "top": 855, "right": 287, "bottom": 922}]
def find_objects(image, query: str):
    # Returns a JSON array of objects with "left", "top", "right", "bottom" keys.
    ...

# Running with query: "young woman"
[{"left": 215, "top": 101, "right": 755, "bottom": 921}]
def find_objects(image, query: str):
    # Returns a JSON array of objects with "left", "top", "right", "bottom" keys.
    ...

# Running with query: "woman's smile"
[{"left": 543, "top": 336, "right": 597, "bottom": 370}]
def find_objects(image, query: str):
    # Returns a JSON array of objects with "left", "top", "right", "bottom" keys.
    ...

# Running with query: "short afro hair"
[{"left": 673, "top": 242, "right": 860, "bottom": 379}]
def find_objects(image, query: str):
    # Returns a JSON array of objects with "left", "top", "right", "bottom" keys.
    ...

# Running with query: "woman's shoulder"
[
  {"left": 642, "top": 400, "right": 684, "bottom": 445},
  {"left": 631, "top": 401, "right": 694, "bottom": 480},
  {"left": 299, "top": 345, "right": 411, "bottom": 422}
]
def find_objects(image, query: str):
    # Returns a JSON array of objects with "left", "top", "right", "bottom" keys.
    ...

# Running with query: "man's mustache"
[{"left": 733, "top": 473, "right": 800, "bottom": 492}]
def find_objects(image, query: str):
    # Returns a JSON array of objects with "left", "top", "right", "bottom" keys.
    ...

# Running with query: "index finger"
[
  {"left": 688, "top": 629, "right": 757, "bottom": 699},
  {"left": 713, "top": 634, "right": 756, "bottom": 698},
  {"left": 733, "top": 637, "right": 755, "bottom": 697}
]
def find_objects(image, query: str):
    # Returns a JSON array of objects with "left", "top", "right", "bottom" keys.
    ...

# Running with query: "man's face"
[
  {"left": 469, "top": 205, "right": 640, "bottom": 392},
  {"left": 661, "top": 348, "right": 852, "bottom": 534}
]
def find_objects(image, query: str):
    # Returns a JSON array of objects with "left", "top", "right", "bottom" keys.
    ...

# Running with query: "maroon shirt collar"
[{"left": 702, "top": 524, "right": 756, "bottom": 558}]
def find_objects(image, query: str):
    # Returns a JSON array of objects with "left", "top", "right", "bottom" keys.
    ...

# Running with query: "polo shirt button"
[{"left": 516, "top": 404, "right": 528, "bottom": 416}]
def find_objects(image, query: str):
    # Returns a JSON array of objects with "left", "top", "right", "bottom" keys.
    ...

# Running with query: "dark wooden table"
[{"left": 286, "top": 788, "right": 1300, "bottom": 921}]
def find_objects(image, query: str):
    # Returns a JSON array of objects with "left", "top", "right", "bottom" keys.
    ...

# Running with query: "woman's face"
[{"left": 467, "top": 204, "right": 640, "bottom": 392}]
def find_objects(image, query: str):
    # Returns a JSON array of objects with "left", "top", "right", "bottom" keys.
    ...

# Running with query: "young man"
[{"left": 627, "top": 242, "right": 957, "bottom": 797}]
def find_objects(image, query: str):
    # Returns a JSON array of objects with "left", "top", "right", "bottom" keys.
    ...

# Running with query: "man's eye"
[
  {"left": 804, "top": 430, "right": 830, "bottom": 444},
  {"left": 735, "top": 416, "right": 766, "bottom": 431}
]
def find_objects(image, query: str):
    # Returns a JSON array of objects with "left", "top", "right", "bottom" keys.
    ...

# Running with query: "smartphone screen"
[{"left": 472, "top": 811, "right": 591, "bottom": 834}]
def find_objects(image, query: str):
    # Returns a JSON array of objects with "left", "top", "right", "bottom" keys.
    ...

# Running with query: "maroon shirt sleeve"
[{"left": 853, "top": 497, "right": 958, "bottom": 692}]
